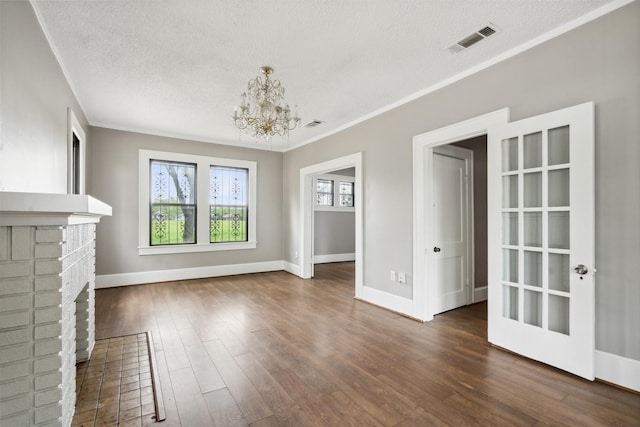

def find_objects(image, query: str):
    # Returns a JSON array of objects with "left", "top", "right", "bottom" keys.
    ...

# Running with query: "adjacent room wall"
[
  {"left": 314, "top": 211, "right": 356, "bottom": 259},
  {"left": 0, "top": 1, "right": 88, "bottom": 194},
  {"left": 89, "top": 127, "right": 283, "bottom": 279},
  {"left": 283, "top": 1, "right": 640, "bottom": 361}
]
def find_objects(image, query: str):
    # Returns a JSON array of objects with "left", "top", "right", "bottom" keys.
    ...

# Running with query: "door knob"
[
  {"left": 433, "top": 247, "right": 441, "bottom": 252},
  {"left": 574, "top": 264, "right": 588, "bottom": 275}
]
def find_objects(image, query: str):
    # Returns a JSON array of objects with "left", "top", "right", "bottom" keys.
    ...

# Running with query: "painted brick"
[
  {"left": 34, "top": 323, "right": 61, "bottom": 340},
  {"left": 35, "top": 260, "right": 62, "bottom": 276},
  {"left": 0, "top": 294, "right": 31, "bottom": 312},
  {"left": 35, "top": 276, "right": 61, "bottom": 292},
  {"left": 34, "top": 354, "right": 62, "bottom": 374},
  {"left": 0, "top": 262, "right": 30, "bottom": 279},
  {"left": 35, "top": 306, "right": 62, "bottom": 324},
  {"left": 0, "top": 377, "right": 30, "bottom": 399},
  {"left": 0, "top": 227, "right": 8, "bottom": 261},
  {"left": 0, "top": 394, "right": 31, "bottom": 417},
  {"left": 10, "top": 226, "right": 32, "bottom": 260},
  {"left": 0, "top": 328, "right": 30, "bottom": 346},
  {"left": 35, "top": 371, "right": 62, "bottom": 391},
  {"left": 35, "top": 338, "right": 61, "bottom": 357},
  {"left": 0, "top": 343, "right": 31, "bottom": 363},
  {"left": 0, "top": 310, "right": 30, "bottom": 328},
  {"left": 0, "top": 278, "right": 31, "bottom": 296},
  {"left": 35, "top": 243, "right": 63, "bottom": 259},
  {"left": 34, "top": 402, "right": 62, "bottom": 424},
  {"left": 0, "top": 412, "right": 30, "bottom": 427},
  {"left": 35, "top": 227, "right": 65, "bottom": 244},
  {"left": 34, "top": 292, "right": 62, "bottom": 308},
  {"left": 35, "top": 388, "right": 62, "bottom": 407},
  {"left": 0, "top": 361, "right": 30, "bottom": 381}
]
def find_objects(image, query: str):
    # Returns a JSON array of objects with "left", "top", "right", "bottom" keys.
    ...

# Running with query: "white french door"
[{"left": 487, "top": 102, "right": 595, "bottom": 379}]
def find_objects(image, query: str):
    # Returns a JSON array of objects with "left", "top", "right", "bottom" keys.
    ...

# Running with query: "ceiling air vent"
[
  {"left": 304, "top": 120, "right": 324, "bottom": 128},
  {"left": 448, "top": 23, "right": 498, "bottom": 53}
]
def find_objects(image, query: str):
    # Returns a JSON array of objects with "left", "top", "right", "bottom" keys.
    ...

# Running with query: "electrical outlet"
[
  {"left": 398, "top": 272, "right": 406, "bottom": 284},
  {"left": 390, "top": 271, "right": 396, "bottom": 281}
]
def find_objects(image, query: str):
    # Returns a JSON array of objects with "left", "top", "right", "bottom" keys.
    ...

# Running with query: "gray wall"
[
  {"left": 454, "top": 136, "right": 487, "bottom": 290},
  {"left": 89, "top": 127, "right": 283, "bottom": 276},
  {"left": 314, "top": 211, "right": 356, "bottom": 256},
  {"left": 283, "top": 2, "right": 640, "bottom": 360},
  {"left": 0, "top": 1, "right": 88, "bottom": 194}
]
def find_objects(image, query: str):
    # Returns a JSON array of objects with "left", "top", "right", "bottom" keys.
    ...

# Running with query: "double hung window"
[
  {"left": 314, "top": 174, "right": 356, "bottom": 212},
  {"left": 139, "top": 150, "right": 256, "bottom": 255}
]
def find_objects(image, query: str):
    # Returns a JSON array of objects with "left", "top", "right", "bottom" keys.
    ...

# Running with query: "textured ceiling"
[{"left": 31, "top": 0, "right": 619, "bottom": 150}]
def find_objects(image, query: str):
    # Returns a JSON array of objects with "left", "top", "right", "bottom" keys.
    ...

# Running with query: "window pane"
[
  {"left": 339, "top": 181, "right": 354, "bottom": 207},
  {"left": 316, "top": 179, "right": 334, "bottom": 206},
  {"left": 210, "top": 166, "right": 249, "bottom": 243},
  {"left": 150, "top": 160, "right": 196, "bottom": 245}
]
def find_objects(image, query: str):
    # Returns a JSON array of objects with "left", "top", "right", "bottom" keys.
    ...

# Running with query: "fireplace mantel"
[
  {"left": 0, "top": 192, "right": 112, "bottom": 226},
  {"left": 0, "top": 192, "right": 111, "bottom": 427}
]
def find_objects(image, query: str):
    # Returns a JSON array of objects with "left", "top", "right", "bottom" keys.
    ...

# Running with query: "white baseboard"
[
  {"left": 313, "top": 253, "right": 356, "bottom": 264},
  {"left": 595, "top": 350, "right": 640, "bottom": 392},
  {"left": 283, "top": 261, "right": 302, "bottom": 277},
  {"left": 360, "top": 285, "right": 414, "bottom": 318},
  {"left": 473, "top": 285, "right": 488, "bottom": 303},
  {"left": 95, "top": 260, "right": 284, "bottom": 288}
]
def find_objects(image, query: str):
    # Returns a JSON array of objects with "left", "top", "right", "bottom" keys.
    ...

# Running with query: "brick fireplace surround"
[{"left": 0, "top": 193, "right": 111, "bottom": 426}]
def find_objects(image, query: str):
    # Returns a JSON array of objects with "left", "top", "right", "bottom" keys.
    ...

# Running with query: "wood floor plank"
[
  {"left": 203, "top": 339, "right": 274, "bottom": 424},
  {"left": 168, "top": 367, "right": 215, "bottom": 426},
  {"left": 93, "top": 262, "right": 640, "bottom": 427},
  {"left": 177, "top": 327, "right": 226, "bottom": 393},
  {"left": 202, "top": 388, "right": 249, "bottom": 427}
]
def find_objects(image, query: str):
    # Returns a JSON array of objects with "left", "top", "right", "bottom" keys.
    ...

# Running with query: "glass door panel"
[
  {"left": 549, "top": 295, "right": 570, "bottom": 335},
  {"left": 548, "top": 125, "right": 570, "bottom": 165},
  {"left": 549, "top": 169, "right": 570, "bottom": 207},
  {"left": 524, "top": 251, "right": 542, "bottom": 287},
  {"left": 523, "top": 132, "right": 542, "bottom": 169},
  {"left": 549, "top": 253, "right": 570, "bottom": 292},
  {"left": 523, "top": 290, "right": 543, "bottom": 327},
  {"left": 523, "top": 172, "right": 542, "bottom": 207}
]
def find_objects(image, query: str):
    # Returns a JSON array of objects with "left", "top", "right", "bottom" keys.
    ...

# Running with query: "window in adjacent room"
[
  {"left": 313, "top": 174, "right": 355, "bottom": 212},
  {"left": 316, "top": 178, "right": 334, "bottom": 206}
]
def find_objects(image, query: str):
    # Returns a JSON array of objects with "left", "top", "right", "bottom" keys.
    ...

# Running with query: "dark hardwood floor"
[{"left": 94, "top": 262, "right": 640, "bottom": 426}]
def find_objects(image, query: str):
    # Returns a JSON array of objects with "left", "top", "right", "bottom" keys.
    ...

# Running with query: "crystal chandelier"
[{"left": 232, "top": 66, "right": 301, "bottom": 142}]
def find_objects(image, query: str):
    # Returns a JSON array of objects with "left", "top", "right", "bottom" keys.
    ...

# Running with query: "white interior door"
[
  {"left": 433, "top": 145, "right": 472, "bottom": 314},
  {"left": 487, "top": 102, "right": 595, "bottom": 379}
]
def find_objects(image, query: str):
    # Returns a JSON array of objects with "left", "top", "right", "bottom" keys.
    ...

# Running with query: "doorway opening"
[
  {"left": 299, "top": 152, "right": 363, "bottom": 299},
  {"left": 411, "top": 109, "right": 509, "bottom": 321}
]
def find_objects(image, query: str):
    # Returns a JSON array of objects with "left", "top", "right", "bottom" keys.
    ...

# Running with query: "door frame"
[
  {"left": 412, "top": 109, "right": 509, "bottom": 321},
  {"left": 432, "top": 144, "right": 474, "bottom": 314},
  {"left": 299, "top": 152, "right": 363, "bottom": 297},
  {"left": 67, "top": 108, "right": 86, "bottom": 195}
]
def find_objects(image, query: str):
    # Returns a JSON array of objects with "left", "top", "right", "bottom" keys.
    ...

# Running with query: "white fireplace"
[{"left": 0, "top": 192, "right": 111, "bottom": 427}]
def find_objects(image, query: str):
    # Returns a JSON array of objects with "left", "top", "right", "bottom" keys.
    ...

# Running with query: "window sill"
[
  {"left": 314, "top": 206, "right": 355, "bottom": 213},
  {"left": 138, "top": 241, "right": 257, "bottom": 256}
]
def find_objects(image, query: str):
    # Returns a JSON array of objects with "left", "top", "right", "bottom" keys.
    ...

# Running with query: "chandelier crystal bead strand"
[{"left": 233, "top": 66, "right": 301, "bottom": 142}]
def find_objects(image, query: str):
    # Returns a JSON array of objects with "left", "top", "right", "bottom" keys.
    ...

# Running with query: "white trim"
[
  {"left": 360, "top": 286, "right": 414, "bottom": 318},
  {"left": 299, "top": 153, "right": 363, "bottom": 299},
  {"left": 283, "top": 261, "right": 301, "bottom": 277},
  {"left": 283, "top": 0, "right": 634, "bottom": 152},
  {"left": 96, "top": 260, "right": 284, "bottom": 288},
  {"left": 138, "top": 149, "right": 257, "bottom": 254},
  {"left": 473, "top": 286, "right": 488, "bottom": 303},
  {"left": 595, "top": 350, "right": 640, "bottom": 392},
  {"left": 67, "top": 108, "right": 86, "bottom": 195},
  {"left": 313, "top": 253, "right": 356, "bottom": 264},
  {"left": 412, "top": 109, "right": 510, "bottom": 321}
]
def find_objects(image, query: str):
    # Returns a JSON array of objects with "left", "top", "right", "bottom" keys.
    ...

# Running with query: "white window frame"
[
  {"left": 138, "top": 149, "right": 257, "bottom": 255},
  {"left": 314, "top": 174, "right": 356, "bottom": 212}
]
